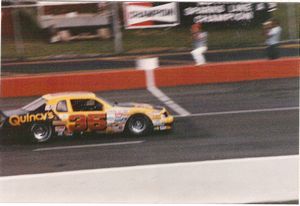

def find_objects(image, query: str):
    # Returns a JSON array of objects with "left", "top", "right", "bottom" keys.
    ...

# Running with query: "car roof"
[{"left": 43, "top": 92, "right": 96, "bottom": 100}]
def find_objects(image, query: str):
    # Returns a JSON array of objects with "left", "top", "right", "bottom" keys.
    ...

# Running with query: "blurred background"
[{"left": 2, "top": 1, "right": 299, "bottom": 61}]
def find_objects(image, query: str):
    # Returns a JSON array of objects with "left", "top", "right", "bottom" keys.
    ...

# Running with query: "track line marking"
[
  {"left": 33, "top": 140, "right": 144, "bottom": 152},
  {"left": 145, "top": 69, "right": 191, "bottom": 116},
  {"left": 173, "top": 106, "right": 299, "bottom": 118}
]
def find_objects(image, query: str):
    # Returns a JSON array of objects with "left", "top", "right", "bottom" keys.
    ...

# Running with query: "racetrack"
[{"left": 0, "top": 77, "right": 298, "bottom": 177}]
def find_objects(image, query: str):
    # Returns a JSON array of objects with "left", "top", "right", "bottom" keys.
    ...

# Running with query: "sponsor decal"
[
  {"left": 159, "top": 125, "right": 167, "bottom": 130},
  {"left": 107, "top": 110, "right": 128, "bottom": 123},
  {"left": 152, "top": 120, "right": 164, "bottom": 126},
  {"left": 115, "top": 111, "right": 128, "bottom": 122},
  {"left": 110, "top": 123, "right": 125, "bottom": 132},
  {"left": 124, "top": 2, "right": 179, "bottom": 29},
  {"left": 9, "top": 112, "right": 54, "bottom": 126},
  {"left": 58, "top": 113, "right": 69, "bottom": 120},
  {"left": 55, "top": 126, "right": 66, "bottom": 136},
  {"left": 181, "top": 2, "right": 277, "bottom": 24},
  {"left": 45, "top": 104, "right": 53, "bottom": 111},
  {"left": 115, "top": 111, "right": 123, "bottom": 118}
]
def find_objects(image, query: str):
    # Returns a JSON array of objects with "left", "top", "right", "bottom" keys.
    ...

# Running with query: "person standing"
[
  {"left": 191, "top": 23, "right": 208, "bottom": 66},
  {"left": 265, "top": 19, "right": 282, "bottom": 60}
]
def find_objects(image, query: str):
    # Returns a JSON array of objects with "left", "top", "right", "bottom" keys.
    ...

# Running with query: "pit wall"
[{"left": 1, "top": 58, "right": 299, "bottom": 98}]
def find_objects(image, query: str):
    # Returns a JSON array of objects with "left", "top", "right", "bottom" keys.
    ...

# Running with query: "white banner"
[{"left": 124, "top": 2, "right": 179, "bottom": 29}]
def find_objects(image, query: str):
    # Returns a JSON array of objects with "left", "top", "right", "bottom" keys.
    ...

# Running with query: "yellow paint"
[{"left": 42, "top": 92, "right": 174, "bottom": 133}]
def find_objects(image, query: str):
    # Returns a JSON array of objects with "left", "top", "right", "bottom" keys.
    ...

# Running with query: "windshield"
[{"left": 22, "top": 97, "right": 46, "bottom": 111}]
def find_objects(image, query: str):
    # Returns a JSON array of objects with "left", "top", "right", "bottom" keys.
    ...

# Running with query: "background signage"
[
  {"left": 123, "top": 2, "right": 179, "bottom": 29},
  {"left": 180, "top": 2, "right": 277, "bottom": 25}
]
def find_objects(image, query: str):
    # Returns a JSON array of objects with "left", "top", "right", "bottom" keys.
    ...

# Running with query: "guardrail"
[{"left": 1, "top": 58, "right": 299, "bottom": 98}]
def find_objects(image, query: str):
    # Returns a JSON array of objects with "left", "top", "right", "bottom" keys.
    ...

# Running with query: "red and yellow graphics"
[
  {"left": 5, "top": 92, "right": 174, "bottom": 137},
  {"left": 9, "top": 112, "right": 54, "bottom": 126}
]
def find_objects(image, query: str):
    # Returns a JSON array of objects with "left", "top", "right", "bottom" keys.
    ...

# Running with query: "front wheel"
[
  {"left": 126, "top": 115, "right": 153, "bottom": 136},
  {"left": 30, "top": 123, "right": 53, "bottom": 143}
]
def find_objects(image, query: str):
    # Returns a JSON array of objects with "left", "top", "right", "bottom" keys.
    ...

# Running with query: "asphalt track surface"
[
  {"left": 1, "top": 46, "right": 299, "bottom": 74},
  {"left": 0, "top": 78, "right": 299, "bottom": 176}
]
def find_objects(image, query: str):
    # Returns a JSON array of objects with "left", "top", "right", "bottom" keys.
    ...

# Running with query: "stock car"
[{"left": 0, "top": 92, "right": 174, "bottom": 143}]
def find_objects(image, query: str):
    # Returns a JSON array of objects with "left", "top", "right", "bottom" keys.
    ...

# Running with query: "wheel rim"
[
  {"left": 130, "top": 117, "right": 146, "bottom": 134},
  {"left": 32, "top": 124, "right": 50, "bottom": 141}
]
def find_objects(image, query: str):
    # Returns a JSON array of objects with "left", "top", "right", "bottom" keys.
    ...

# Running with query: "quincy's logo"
[{"left": 9, "top": 112, "right": 54, "bottom": 126}]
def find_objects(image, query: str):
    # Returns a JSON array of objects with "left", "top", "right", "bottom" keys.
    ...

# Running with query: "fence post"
[{"left": 111, "top": 2, "right": 123, "bottom": 54}]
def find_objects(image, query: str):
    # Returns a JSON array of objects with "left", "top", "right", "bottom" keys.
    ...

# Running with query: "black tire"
[
  {"left": 30, "top": 123, "right": 53, "bottom": 143},
  {"left": 126, "top": 114, "right": 153, "bottom": 136}
]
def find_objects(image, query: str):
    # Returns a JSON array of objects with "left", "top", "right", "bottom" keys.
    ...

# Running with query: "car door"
[
  {"left": 53, "top": 99, "right": 70, "bottom": 135},
  {"left": 67, "top": 98, "right": 107, "bottom": 133}
]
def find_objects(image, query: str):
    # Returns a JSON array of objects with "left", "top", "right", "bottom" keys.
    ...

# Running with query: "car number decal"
[{"left": 68, "top": 113, "right": 107, "bottom": 132}]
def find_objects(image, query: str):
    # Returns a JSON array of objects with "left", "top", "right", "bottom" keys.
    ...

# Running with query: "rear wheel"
[
  {"left": 126, "top": 114, "right": 152, "bottom": 136},
  {"left": 30, "top": 123, "right": 53, "bottom": 143}
]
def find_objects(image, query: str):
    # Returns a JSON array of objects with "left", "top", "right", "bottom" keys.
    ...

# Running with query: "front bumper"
[{"left": 153, "top": 116, "right": 174, "bottom": 131}]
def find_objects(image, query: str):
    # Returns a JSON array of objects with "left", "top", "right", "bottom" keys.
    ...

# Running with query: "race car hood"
[{"left": 115, "top": 102, "right": 164, "bottom": 110}]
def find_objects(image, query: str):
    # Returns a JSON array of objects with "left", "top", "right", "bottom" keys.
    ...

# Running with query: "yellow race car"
[{"left": 0, "top": 92, "right": 174, "bottom": 143}]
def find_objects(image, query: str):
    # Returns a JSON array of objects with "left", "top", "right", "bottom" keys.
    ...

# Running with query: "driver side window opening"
[{"left": 71, "top": 99, "right": 103, "bottom": 112}]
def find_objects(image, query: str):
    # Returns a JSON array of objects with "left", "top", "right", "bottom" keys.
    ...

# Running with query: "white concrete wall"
[{"left": 0, "top": 155, "right": 298, "bottom": 203}]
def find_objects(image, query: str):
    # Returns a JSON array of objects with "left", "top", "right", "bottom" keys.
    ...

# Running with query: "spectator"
[
  {"left": 191, "top": 23, "right": 208, "bottom": 66},
  {"left": 264, "top": 19, "right": 282, "bottom": 60}
]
